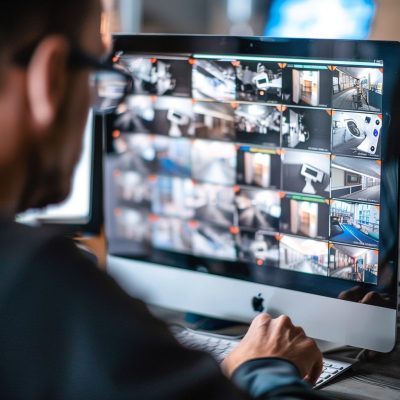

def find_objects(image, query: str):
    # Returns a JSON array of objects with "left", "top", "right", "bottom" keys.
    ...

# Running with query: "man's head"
[{"left": 0, "top": 0, "right": 105, "bottom": 215}]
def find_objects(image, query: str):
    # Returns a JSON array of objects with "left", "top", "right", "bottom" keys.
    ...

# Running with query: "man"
[{"left": 0, "top": 1, "right": 326, "bottom": 398}]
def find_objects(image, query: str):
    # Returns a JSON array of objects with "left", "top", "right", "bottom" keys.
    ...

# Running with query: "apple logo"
[{"left": 252, "top": 294, "right": 265, "bottom": 312}]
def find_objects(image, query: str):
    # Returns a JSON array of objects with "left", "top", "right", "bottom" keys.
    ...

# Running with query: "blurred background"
[{"left": 102, "top": 0, "right": 400, "bottom": 40}]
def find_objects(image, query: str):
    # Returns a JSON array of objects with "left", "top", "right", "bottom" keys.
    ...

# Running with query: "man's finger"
[{"left": 304, "top": 357, "right": 323, "bottom": 386}]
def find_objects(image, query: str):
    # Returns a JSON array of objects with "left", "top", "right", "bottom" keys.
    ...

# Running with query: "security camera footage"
[
  {"left": 192, "top": 60, "right": 236, "bottom": 101},
  {"left": 235, "top": 104, "right": 281, "bottom": 146},
  {"left": 236, "top": 61, "right": 282, "bottom": 103},
  {"left": 106, "top": 52, "right": 386, "bottom": 287},
  {"left": 282, "top": 108, "right": 331, "bottom": 152},
  {"left": 332, "top": 67, "right": 383, "bottom": 113},
  {"left": 281, "top": 150, "right": 330, "bottom": 197},
  {"left": 280, "top": 195, "right": 329, "bottom": 240},
  {"left": 115, "top": 96, "right": 194, "bottom": 137},
  {"left": 328, "top": 244, "right": 378, "bottom": 285},
  {"left": 121, "top": 57, "right": 192, "bottom": 97},
  {"left": 282, "top": 67, "right": 332, "bottom": 108},
  {"left": 331, "top": 156, "right": 381, "bottom": 203},
  {"left": 332, "top": 111, "right": 382, "bottom": 158}
]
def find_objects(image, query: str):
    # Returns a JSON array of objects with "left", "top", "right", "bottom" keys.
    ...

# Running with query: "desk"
[{"left": 321, "top": 329, "right": 400, "bottom": 400}]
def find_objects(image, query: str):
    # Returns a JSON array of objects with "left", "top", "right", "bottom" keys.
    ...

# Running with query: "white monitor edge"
[{"left": 107, "top": 255, "right": 397, "bottom": 353}]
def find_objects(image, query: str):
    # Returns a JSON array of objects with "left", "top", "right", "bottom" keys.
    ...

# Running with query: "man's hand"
[{"left": 222, "top": 313, "right": 323, "bottom": 385}]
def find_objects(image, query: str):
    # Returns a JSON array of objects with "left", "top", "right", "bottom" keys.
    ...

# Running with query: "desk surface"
[{"left": 321, "top": 335, "right": 400, "bottom": 400}]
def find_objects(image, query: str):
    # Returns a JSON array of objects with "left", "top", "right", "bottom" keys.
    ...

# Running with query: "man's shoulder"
[
  {"left": 1, "top": 219, "right": 66, "bottom": 249},
  {"left": 0, "top": 219, "right": 82, "bottom": 273}
]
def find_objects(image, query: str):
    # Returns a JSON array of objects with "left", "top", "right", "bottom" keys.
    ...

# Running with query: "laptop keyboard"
[{"left": 171, "top": 325, "right": 352, "bottom": 389}]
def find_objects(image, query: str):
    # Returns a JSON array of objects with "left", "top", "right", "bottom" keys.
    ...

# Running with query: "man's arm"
[{"left": 0, "top": 234, "right": 324, "bottom": 399}]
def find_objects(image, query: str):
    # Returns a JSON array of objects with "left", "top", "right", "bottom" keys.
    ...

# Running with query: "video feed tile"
[
  {"left": 330, "top": 200, "right": 379, "bottom": 248},
  {"left": 192, "top": 60, "right": 236, "bottom": 101},
  {"left": 236, "top": 61, "right": 282, "bottom": 103},
  {"left": 282, "top": 67, "right": 332, "bottom": 108},
  {"left": 279, "top": 235, "right": 329, "bottom": 276},
  {"left": 114, "top": 170, "right": 152, "bottom": 209},
  {"left": 115, "top": 96, "right": 194, "bottom": 137},
  {"left": 237, "top": 147, "right": 281, "bottom": 190},
  {"left": 192, "top": 140, "right": 237, "bottom": 185},
  {"left": 332, "top": 67, "right": 382, "bottom": 113},
  {"left": 280, "top": 195, "right": 329, "bottom": 240},
  {"left": 235, "top": 104, "right": 281, "bottom": 147},
  {"left": 188, "top": 183, "right": 237, "bottom": 228},
  {"left": 237, "top": 230, "right": 279, "bottom": 267},
  {"left": 151, "top": 176, "right": 195, "bottom": 220},
  {"left": 331, "top": 156, "right": 381, "bottom": 203},
  {"left": 328, "top": 243, "right": 378, "bottom": 285},
  {"left": 113, "top": 207, "right": 151, "bottom": 243},
  {"left": 332, "top": 111, "right": 382, "bottom": 158},
  {"left": 191, "top": 221, "right": 237, "bottom": 260},
  {"left": 120, "top": 56, "right": 191, "bottom": 97},
  {"left": 193, "top": 101, "right": 235, "bottom": 141},
  {"left": 281, "top": 150, "right": 331, "bottom": 197},
  {"left": 122, "top": 135, "right": 192, "bottom": 178},
  {"left": 114, "top": 95, "right": 155, "bottom": 133},
  {"left": 282, "top": 108, "right": 331, "bottom": 152},
  {"left": 236, "top": 188, "right": 281, "bottom": 232},
  {"left": 151, "top": 216, "right": 193, "bottom": 253}
]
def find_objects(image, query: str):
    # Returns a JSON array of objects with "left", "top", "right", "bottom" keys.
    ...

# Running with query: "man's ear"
[{"left": 26, "top": 36, "right": 70, "bottom": 134}]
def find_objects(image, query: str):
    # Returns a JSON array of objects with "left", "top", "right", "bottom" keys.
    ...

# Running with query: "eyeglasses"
[{"left": 13, "top": 41, "right": 133, "bottom": 114}]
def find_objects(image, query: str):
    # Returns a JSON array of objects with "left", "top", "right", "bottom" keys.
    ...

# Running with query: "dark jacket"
[{"left": 0, "top": 219, "right": 327, "bottom": 399}]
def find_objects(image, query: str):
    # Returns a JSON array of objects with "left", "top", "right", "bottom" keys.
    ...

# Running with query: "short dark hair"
[{"left": 0, "top": 0, "right": 94, "bottom": 53}]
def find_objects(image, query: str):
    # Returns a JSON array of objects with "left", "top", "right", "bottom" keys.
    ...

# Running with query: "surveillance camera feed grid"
[{"left": 107, "top": 52, "right": 385, "bottom": 285}]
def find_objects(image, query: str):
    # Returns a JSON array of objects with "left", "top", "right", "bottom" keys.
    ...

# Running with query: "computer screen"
[
  {"left": 17, "top": 111, "right": 103, "bottom": 234},
  {"left": 105, "top": 36, "right": 399, "bottom": 314},
  {"left": 264, "top": 0, "right": 376, "bottom": 39}
]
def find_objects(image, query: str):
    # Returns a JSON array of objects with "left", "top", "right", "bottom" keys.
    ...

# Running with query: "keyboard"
[{"left": 171, "top": 325, "right": 352, "bottom": 389}]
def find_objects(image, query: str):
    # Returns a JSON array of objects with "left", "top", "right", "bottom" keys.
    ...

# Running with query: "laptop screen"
[{"left": 105, "top": 36, "right": 399, "bottom": 309}]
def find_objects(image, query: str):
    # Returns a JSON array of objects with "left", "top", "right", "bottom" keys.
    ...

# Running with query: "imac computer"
[
  {"left": 17, "top": 111, "right": 103, "bottom": 234},
  {"left": 105, "top": 35, "right": 400, "bottom": 352}
]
